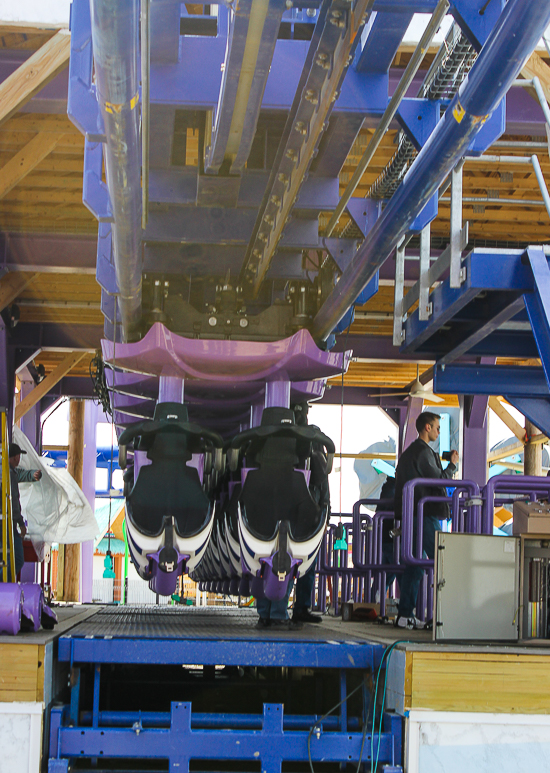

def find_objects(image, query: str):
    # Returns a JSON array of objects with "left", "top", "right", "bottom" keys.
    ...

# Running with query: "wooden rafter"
[
  {"left": 0, "top": 272, "right": 38, "bottom": 313},
  {"left": 14, "top": 350, "right": 88, "bottom": 422},
  {"left": 488, "top": 396, "right": 526, "bottom": 442},
  {"left": 0, "top": 29, "right": 70, "bottom": 127},
  {"left": 521, "top": 51, "right": 550, "bottom": 105},
  {"left": 0, "top": 133, "right": 63, "bottom": 199}
]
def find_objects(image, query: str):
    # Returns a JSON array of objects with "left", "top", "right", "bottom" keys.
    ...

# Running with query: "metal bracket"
[
  {"left": 450, "top": 161, "right": 465, "bottom": 288},
  {"left": 465, "top": 497, "right": 483, "bottom": 507},
  {"left": 393, "top": 238, "right": 406, "bottom": 346}
]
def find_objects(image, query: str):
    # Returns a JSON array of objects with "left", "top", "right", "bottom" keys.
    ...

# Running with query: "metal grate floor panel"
[{"left": 64, "top": 605, "right": 367, "bottom": 643}]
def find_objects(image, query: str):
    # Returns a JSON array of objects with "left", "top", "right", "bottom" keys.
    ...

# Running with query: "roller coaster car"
[
  {"left": 118, "top": 402, "right": 224, "bottom": 596},
  {"left": 228, "top": 407, "right": 334, "bottom": 601}
]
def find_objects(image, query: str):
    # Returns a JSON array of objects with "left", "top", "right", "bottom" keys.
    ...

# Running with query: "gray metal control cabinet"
[{"left": 434, "top": 533, "right": 519, "bottom": 641}]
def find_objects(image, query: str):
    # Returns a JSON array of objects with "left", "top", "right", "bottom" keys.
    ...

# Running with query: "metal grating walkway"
[{"left": 58, "top": 606, "right": 383, "bottom": 668}]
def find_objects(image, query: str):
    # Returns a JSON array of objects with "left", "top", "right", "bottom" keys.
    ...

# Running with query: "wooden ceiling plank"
[
  {"left": 14, "top": 350, "right": 88, "bottom": 422},
  {"left": 0, "top": 29, "right": 71, "bottom": 127},
  {"left": 0, "top": 272, "right": 39, "bottom": 312},
  {"left": 0, "top": 132, "right": 63, "bottom": 200}
]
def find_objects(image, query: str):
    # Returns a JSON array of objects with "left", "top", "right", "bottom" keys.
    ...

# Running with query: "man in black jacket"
[{"left": 394, "top": 412, "right": 458, "bottom": 629}]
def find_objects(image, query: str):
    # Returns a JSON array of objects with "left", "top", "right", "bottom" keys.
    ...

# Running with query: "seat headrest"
[
  {"left": 147, "top": 433, "right": 192, "bottom": 462},
  {"left": 258, "top": 436, "right": 299, "bottom": 467},
  {"left": 153, "top": 402, "right": 188, "bottom": 422},
  {"left": 261, "top": 407, "right": 295, "bottom": 426}
]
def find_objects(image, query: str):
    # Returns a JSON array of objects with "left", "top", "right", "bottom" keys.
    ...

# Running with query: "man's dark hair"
[{"left": 415, "top": 411, "right": 440, "bottom": 434}]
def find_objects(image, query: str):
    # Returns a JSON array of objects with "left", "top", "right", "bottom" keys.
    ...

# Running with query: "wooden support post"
[
  {"left": 0, "top": 30, "right": 71, "bottom": 127},
  {"left": 524, "top": 418, "right": 543, "bottom": 477},
  {"left": 62, "top": 399, "right": 85, "bottom": 602}
]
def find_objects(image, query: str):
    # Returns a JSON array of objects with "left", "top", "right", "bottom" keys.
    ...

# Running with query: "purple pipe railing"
[
  {"left": 482, "top": 476, "right": 550, "bottom": 533},
  {"left": 401, "top": 478, "right": 482, "bottom": 566}
]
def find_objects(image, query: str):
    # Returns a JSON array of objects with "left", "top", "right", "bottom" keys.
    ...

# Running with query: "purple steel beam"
[
  {"left": 0, "top": 322, "right": 15, "bottom": 432},
  {"left": 80, "top": 400, "right": 99, "bottom": 603},
  {"left": 310, "top": 0, "right": 550, "bottom": 340},
  {"left": 264, "top": 380, "right": 290, "bottom": 409},
  {"left": 158, "top": 375, "right": 184, "bottom": 403},
  {"left": 400, "top": 396, "right": 423, "bottom": 454}
]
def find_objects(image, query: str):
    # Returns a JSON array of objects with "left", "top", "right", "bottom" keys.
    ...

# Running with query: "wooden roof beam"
[
  {"left": 521, "top": 50, "right": 550, "bottom": 105},
  {"left": 14, "top": 350, "right": 88, "bottom": 422},
  {"left": 0, "top": 133, "right": 63, "bottom": 200},
  {"left": 0, "top": 272, "right": 39, "bottom": 313},
  {"left": 0, "top": 29, "right": 70, "bottom": 127},
  {"left": 488, "top": 396, "right": 525, "bottom": 442}
]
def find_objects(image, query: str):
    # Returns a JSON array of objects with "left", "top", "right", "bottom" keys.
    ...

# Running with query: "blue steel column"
[
  {"left": 311, "top": 0, "right": 550, "bottom": 340},
  {"left": 90, "top": 0, "right": 142, "bottom": 342}
]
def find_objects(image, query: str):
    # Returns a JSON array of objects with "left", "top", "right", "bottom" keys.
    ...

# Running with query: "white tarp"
[
  {"left": 353, "top": 437, "right": 396, "bottom": 503},
  {"left": 13, "top": 426, "right": 99, "bottom": 560}
]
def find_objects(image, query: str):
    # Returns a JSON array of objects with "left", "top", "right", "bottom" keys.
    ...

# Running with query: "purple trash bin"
[{"left": 0, "top": 583, "right": 23, "bottom": 635}]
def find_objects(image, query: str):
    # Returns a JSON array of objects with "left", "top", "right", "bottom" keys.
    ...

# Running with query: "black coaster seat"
[
  {"left": 119, "top": 402, "right": 223, "bottom": 539},
  {"left": 229, "top": 408, "right": 335, "bottom": 542}
]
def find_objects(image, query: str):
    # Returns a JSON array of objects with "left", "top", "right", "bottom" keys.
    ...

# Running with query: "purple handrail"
[
  {"left": 401, "top": 478, "right": 481, "bottom": 565},
  {"left": 482, "top": 475, "right": 550, "bottom": 533}
]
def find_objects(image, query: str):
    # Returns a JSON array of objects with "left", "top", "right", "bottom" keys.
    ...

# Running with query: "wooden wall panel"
[
  {"left": 0, "top": 643, "right": 43, "bottom": 701},
  {"left": 408, "top": 651, "right": 550, "bottom": 714}
]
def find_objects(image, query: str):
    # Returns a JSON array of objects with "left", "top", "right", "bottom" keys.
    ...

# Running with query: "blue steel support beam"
[
  {"left": 433, "top": 363, "right": 550, "bottom": 397},
  {"left": 505, "top": 397, "right": 550, "bottom": 440},
  {"left": 58, "top": 634, "right": 382, "bottom": 667},
  {"left": 67, "top": 0, "right": 105, "bottom": 141},
  {"left": 205, "top": 0, "right": 253, "bottom": 173},
  {"left": 524, "top": 247, "right": 550, "bottom": 391},
  {"left": 401, "top": 250, "right": 532, "bottom": 355},
  {"left": 310, "top": 0, "right": 550, "bottom": 341},
  {"left": 206, "top": 0, "right": 286, "bottom": 176},
  {"left": 241, "top": 0, "right": 375, "bottom": 293},
  {"left": 150, "top": 0, "right": 181, "bottom": 64},
  {"left": 90, "top": 0, "right": 142, "bottom": 342},
  {"left": 451, "top": 0, "right": 504, "bottom": 51},
  {"left": 354, "top": 10, "right": 414, "bottom": 73},
  {"left": 50, "top": 702, "right": 396, "bottom": 771}
]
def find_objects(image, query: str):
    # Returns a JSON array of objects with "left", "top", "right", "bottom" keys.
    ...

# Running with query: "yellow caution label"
[
  {"left": 452, "top": 101, "right": 466, "bottom": 124},
  {"left": 104, "top": 93, "right": 140, "bottom": 114}
]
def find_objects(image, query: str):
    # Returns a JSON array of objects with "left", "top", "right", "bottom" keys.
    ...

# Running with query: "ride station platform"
[{"left": 40, "top": 604, "right": 550, "bottom": 772}]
